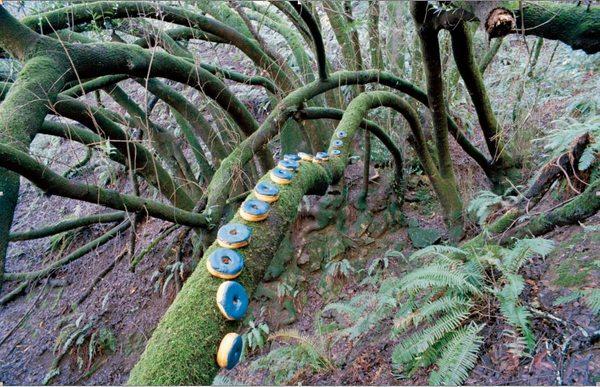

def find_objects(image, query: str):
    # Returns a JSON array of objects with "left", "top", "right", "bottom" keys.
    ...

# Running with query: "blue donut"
[
  {"left": 217, "top": 223, "right": 252, "bottom": 249},
  {"left": 278, "top": 159, "right": 299, "bottom": 171},
  {"left": 216, "top": 281, "right": 249, "bottom": 320},
  {"left": 283, "top": 154, "right": 301, "bottom": 162},
  {"left": 315, "top": 151, "right": 329, "bottom": 160},
  {"left": 240, "top": 199, "right": 270, "bottom": 221},
  {"left": 331, "top": 149, "right": 342, "bottom": 157},
  {"left": 217, "top": 333, "right": 243, "bottom": 369},
  {"left": 298, "top": 152, "right": 314, "bottom": 162},
  {"left": 206, "top": 248, "right": 244, "bottom": 279},
  {"left": 255, "top": 181, "right": 279, "bottom": 197},
  {"left": 332, "top": 140, "right": 344, "bottom": 148},
  {"left": 270, "top": 167, "right": 293, "bottom": 184},
  {"left": 337, "top": 131, "right": 348, "bottom": 139}
]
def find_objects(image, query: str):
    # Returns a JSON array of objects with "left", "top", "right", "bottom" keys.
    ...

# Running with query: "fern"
[
  {"left": 467, "top": 190, "right": 503, "bottom": 226},
  {"left": 428, "top": 323, "right": 484, "bottom": 386},
  {"left": 496, "top": 274, "right": 535, "bottom": 350},
  {"left": 407, "top": 245, "right": 467, "bottom": 261},
  {"left": 392, "top": 307, "right": 470, "bottom": 366},
  {"left": 583, "top": 288, "right": 600, "bottom": 315},
  {"left": 249, "top": 329, "right": 333, "bottom": 384},
  {"left": 399, "top": 263, "right": 481, "bottom": 295},
  {"left": 501, "top": 238, "right": 555, "bottom": 275}
]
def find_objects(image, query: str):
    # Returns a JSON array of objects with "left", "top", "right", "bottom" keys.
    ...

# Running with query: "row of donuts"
[{"left": 212, "top": 143, "right": 347, "bottom": 370}]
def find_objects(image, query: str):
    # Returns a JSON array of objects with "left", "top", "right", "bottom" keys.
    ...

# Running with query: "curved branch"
[
  {"left": 9, "top": 211, "right": 126, "bottom": 241},
  {"left": 5, "top": 220, "right": 131, "bottom": 282},
  {"left": 24, "top": 1, "right": 296, "bottom": 91},
  {"left": 0, "top": 144, "right": 209, "bottom": 228},
  {"left": 289, "top": 1, "right": 328, "bottom": 80},
  {"left": 40, "top": 120, "right": 126, "bottom": 166},
  {"left": 52, "top": 95, "right": 195, "bottom": 210},
  {"left": 294, "top": 106, "right": 405, "bottom": 201}
]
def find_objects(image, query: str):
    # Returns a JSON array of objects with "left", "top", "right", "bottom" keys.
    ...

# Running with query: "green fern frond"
[
  {"left": 399, "top": 264, "right": 481, "bottom": 295},
  {"left": 583, "top": 288, "right": 600, "bottom": 314},
  {"left": 392, "top": 307, "right": 470, "bottom": 367},
  {"left": 428, "top": 323, "right": 484, "bottom": 386},
  {"left": 502, "top": 238, "right": 555, "bottom": 274},
  {"left": 498, "top": 298, "right": 535, "bottom": 350},
  {"left": 552, "top": 291, "right": 584, "bottom": 306},
  {"left": 408, "top": 245, "right": 467, "bottom": 262},
  {"left": 467, "top": 190, "right": 503, "bottom": 225},
  {"left": 415, "top": 295, "right": 473, "bottom": 326}
]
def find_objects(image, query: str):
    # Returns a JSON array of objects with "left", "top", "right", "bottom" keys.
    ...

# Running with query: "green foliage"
[
  {"left": 428, "top": 323, "right": 484, "bottom": 386},
  {"left": 249, "top": 329, "right": 333, "bottom": 384},
  {"left": 243, "top": 320, "right": 270, "bottom": 352},
  {"left": 467, "top": 190, "right": 504, "bottom": 226},
  {"left": 322, "top": 236, "right": 554, "bottom": 385},
  {"left": 407, "top": 219, "right": 441, "bottom": 248},
  {"left": 323, "top": 259, "right": 355, "bottom": 287},
  {"left": 541, "top": 115, "right": 600, "bottom": 171}
]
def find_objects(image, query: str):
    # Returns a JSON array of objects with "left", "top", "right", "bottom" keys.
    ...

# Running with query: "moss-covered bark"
[
  {"left": 449, "top": 21, "right": 520, "bottom": 190},
  {"left": 0, "top": 6, "right": 72, "bottom": 285},
  {"left": 9, "top": 211, "right": 125, "bottom": 241},
  {"left": 0, "top": 144, "right": 209, "bottom": 228},
  {"left": 25, "top": 1, "right": 296, "bottom": 92},
  {"left": 128, "top": 156, "right": 331, "bottom": 385},
  {"left": 411, "top": 2, "right": 464, "bottom": 239},
  {"left": 515, "top": 3, "right": 600, "bottom": 54}
]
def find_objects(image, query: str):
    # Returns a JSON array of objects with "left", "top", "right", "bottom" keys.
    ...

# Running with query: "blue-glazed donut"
[
  {"left": 206, "top": 248, "right": 244, "bottom": 279},
  {"left": 254, "top": 182, "right": 280, "bottom": 203},
  {"left": 217, "top": 223, "right": 252, "bottom": 249},
  {"left": 298, "top": 152, "right": 313, "bottom": 162},
  {"left": 331, "top": 149, "right": 342, "bottom": 157},
  {"left": 313, "top": 151, "right": 329, "bottom": 163},
  {"left": 337, "top": 131, "right": 348, "bottom": 139},
  {"left": 278, "top": 159, "right": 299, "bottom": 171},
  {"left": 240, "top": 199, "right": 270, "bottom": 222},
  {"left": 332, "top": 140, "right": 344, "bottom": 148},
  {"left": 216, "top": 281, "right": 249, "bottom": 320},
  {"left": 217, "top": 333, "right": 243, "bottom": 369},
  {"left": 270, "top": 167, "right": 293, "bottom": 185},
  {"left": 283, "top": 154, "right": 301, "bottom": 162}
]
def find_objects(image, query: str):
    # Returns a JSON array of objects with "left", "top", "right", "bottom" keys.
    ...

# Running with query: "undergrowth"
[{"left": 322, "top": 238, "right": 555, "bottom": 385}]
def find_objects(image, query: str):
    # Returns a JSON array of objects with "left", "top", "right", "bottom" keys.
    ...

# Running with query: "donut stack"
[
  {"left": 212, "top": 145, "right": 350, "bottom": 369},
  {"left": 212, "top": 165, "right": 290, "bottom": 370}
]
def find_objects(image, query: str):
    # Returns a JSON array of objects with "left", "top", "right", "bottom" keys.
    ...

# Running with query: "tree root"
[
  {"left": 0, "top": 278, "right": 48, "bottom": 349},
  {"left": 129, "top": 224, "right": 179, "bottom": 272},
  {"left": 74, "top": 247, "right": 129, "bottom": 309}
]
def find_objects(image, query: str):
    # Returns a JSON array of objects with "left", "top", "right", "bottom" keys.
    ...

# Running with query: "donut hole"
[
  {"left": 221, "top": 256, "right": 231, "bottom": 265},
  {"left": 233, "top": 296, "right": 241, "bottom": 307},
  {"left": 229, "top": 229, "right": 238, "bottom": 236}
]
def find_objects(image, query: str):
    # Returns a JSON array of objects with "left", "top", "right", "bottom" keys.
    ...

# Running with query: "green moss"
[{"left": 128, "top": 162, "right": 331, "bottom": 385}]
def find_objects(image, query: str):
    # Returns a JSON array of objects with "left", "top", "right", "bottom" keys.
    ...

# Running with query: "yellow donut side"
[
  {"left": 217, "top": 333, "right": 239, "bottom": 368},
  {"left": 254, "top": 191, "right": 279, "bottom": 203},
  {"left": 216, "top": 285, "right": 235, "bottom": 320},
  {"left": 239, "top": 208, "right": 269, "bottom": 222},
  {"left": 270, "top": 173, "right": 292, "bottom": 185},
  {"left": 299, "top": 154, "right": 313, "bottom": 162},
  {"left": 216, "top": 238, "right": 249, "bottom": 249},
  {"left": 206, "top": 259, "right": 240, "bottom": 280}
]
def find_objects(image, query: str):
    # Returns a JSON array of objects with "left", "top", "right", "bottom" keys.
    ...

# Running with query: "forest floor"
[{"left": 0, "top": 152, "right": 598, "bottom": 385}]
